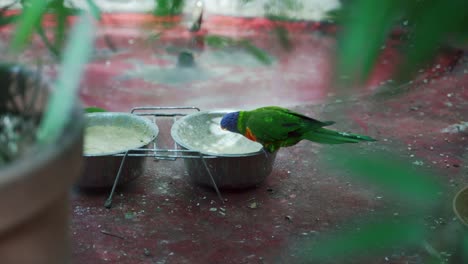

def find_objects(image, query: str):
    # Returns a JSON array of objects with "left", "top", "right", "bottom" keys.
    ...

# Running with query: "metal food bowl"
[
  {"left": 171, "top": 110, "right": 277, "bottom": 189},
  {"left": 77, "top": 112, "right": 159, "bottom": 188}
]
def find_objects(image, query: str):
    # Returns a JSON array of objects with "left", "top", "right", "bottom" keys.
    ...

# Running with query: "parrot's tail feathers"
[{"left": 303, "top": 128, "right": 376, "bottom": 144}]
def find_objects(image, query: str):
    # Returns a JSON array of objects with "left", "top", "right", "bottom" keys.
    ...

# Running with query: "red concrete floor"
[{"left": 8, "top": 14, "right": 466, "bottom": 263}]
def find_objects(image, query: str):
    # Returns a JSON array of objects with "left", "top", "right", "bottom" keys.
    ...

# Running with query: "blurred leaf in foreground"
[
  {"left": 399, "top": 0, "right": 466, "bottom": 80},
  {"left": 324, "top": 147, "right": 442, "bottom": 211},
  {"left": 85, "top": 107, "right": 106, "bottom": 113},
  {"left": 273, "top": 26, "right": 292, "bottom": 51},
  {"left": 0, "top": 2, "right": 19, "bottom": 26},
  {"left": 204, "top": 35, "right": 273, "bottom": 65},
  {"left": 85, "top": 0, "right": 101, "bottom": 20},
  {"left": 204, "top": 35, "right": 235, "bottom": 49},
  {"left": 239, "top": 40, "right": 273, "bottom": 65},
  {"left": 264, "top": 0, "right": 303, "bottom": 21},
  {"left": 36, "top": 24, "right": 60, "bottom": 58},
  {"left": 335, "top": 0, "right": 399, "bottom": 86},
  {"left": 334, "top": 0, "right": 468, "bottom": 85},
  {"left": 301, "top": 145, "right": 453, "bottom": 262},
  {"left": 153, "top": 0, "right": 185, "bottom": 16},
  {"left": 51, "top": 0, "right": 67, "bottom": 53},
  {"left": 37, "top": 14, "right": 95, "bottom": 144},
  {"left": 300, "top": 217, "right": 426, "bottom": 262},
  {"left": 10, "top": 0, "right": 49, "bottom": 53}
]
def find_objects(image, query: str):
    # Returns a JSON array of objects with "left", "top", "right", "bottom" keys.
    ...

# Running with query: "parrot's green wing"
[
  {"left": 243, "top": 106, "right": 332, "bottom": 144},
  {"left": 268, "top": 106, "right": 335, "bottom": 127}
]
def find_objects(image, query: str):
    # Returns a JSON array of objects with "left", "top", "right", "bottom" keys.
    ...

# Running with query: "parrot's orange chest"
[{"left": 244, "top": 127, "right": 257, "bottom": 142}]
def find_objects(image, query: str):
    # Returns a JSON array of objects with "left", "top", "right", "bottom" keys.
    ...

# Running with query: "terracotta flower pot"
[{"left": 0, "top": 65, "right": 84, "bottom": 264}]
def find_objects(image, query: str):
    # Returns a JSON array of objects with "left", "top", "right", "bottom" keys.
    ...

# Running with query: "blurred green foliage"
[
  {"left": 301, "top": 217, "right": 427, "bottom": 262},
  {"left": 153, "top": 0, "right": 185, "bottom": 16},
  {"left": 273, "top": 26, "right": 292, "bottom": 51},
  {"left": 334, "top": 0, "right": 468, "bottom": 85},
  {"left": 303, "top": 1, "right": 468, "bottom": 260},
  {"left": 37, "top": 14, "right": 95, "bottom": 144},
  {"left": 329, "top": 148, "right": 442, "bottom": 210},
  {"left": 300, "top": 147, "right": 458, "bottom": 262},
  {"left": 84, "top": 106, "right": 106, "bottom": 113},
  {"left": 10, "top": 0, "right": 48, "bottom": 53},
  {"left": 6, "top": 0, "right": 100, "bottom": 58},
  {"left": 264, "top": 0, "right": 303, "bottom": 21},
  {"left": 204, "top": 35, "right": 273, "bottom": 65},
  {"left": 241, "top": 0, "right": 304, "bottom": 21},
  {"left": 2, "top": 2, "right": 97, "bottom": 144}
]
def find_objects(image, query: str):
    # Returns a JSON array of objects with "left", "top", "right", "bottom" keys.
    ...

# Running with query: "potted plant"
[
  {"left": 0, "top": 64, "right": 84, "bottom": 263},
  {"left": 0, "top": 0, "right": 95, "bottom": 261}
]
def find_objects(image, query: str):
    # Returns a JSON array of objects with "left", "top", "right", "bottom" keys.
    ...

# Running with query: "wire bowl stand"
[{"left": 104, "top": 106, "right": 225, "bottom": 208}]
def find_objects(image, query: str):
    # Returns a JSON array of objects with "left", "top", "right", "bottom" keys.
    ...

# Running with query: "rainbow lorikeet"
[{"left": 220, "top": 106, "right": 376, "bottom": 153}]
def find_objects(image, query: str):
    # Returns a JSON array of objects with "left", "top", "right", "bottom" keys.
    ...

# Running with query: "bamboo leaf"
[
  {"left": 240, "top": 40, "right": 273, "bottom": 65},
  {"left": 37, "top": 14, "right": 95, "bottom": 144},
  {"left": 398, "top": 0, "right": 466, "bottom": 80},
  {"left": 336, "top": 0, "right": 400, "bottom": 85},
  {"left": 54, "top": 5, "right": 67, "bottom": 54},
  {"left": 204, "top": 35, "right": 273, "bottom": 65},
  {"left": 10, "top": 0, "right": 49, "bottom": 53},
  {"left": 0, "top": 14, "right": 19, "bottom": 26},
  {"left": 273, "top": 26, "right": 292, "bottom": 51},
  {"left": 204, "top": 35, "right": 235, "bottom": 48},
  {"left": 85, "top": 0, "right": 101, "bottom": 20},
  {"left": 36, "top": 24, "right": 60, "bottom": 58},
  {"left": 85, "top": 107, "right": 106, "bottom": 113}
]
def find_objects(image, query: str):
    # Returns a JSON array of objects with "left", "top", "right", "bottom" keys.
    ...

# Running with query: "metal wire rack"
[{"left": 104, "top": 106, "right": 224, "bottom": 209}]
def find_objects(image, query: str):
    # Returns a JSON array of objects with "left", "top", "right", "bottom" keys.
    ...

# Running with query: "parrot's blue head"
[{"left": 220, "top": 112, "right": 240, "bottom": 133}]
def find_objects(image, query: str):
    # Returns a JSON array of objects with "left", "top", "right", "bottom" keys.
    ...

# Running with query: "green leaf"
[
  {"left": 301, "top": 218, "right": 426, "bottom": 262},
  {"left": 398, "top": 0, "right": 466, "bottom": 80},
  {"left": 0, "top": 14, "right": 19, "bottom": 26},
  {"left": 335, "top": 0, "right": 400, "bottom": 85},
  {"left": 335, "top": 0, "right": 468, "bottom": 84},
  {"left": 204, "top": 35, "right": 273, "bottom": 65},
  {"left": 273, "top": 26, "right": 292, "bottom": 51},
  {"left": 85, "top": 106, "right": 106, "bottom": 113},
  {"left": 153, "top": 0, "right": 184, "bottom": 16},
  {"left": 85, "top": 0, "right": 101, "bottom": 20},
  {"left": 204, "top": 35, "right": 235, "bottom": 49},
  {"left": 36, "top": 24, "right": 60, "bottom": 58},
  {"left": 54, "top": 5, "right": 67, "bottom": 53},
  {"left": 324, "top": 148, "right": 442, "bottom": 210},
  {"left": 10, "top": 0, "right": 49, "bottom": 53},
  {"left": 37, "top": 14, "right": 95, "bottom": 144},
  {"left": 240, "top": 40, "right": 273, "bottom": 65}
]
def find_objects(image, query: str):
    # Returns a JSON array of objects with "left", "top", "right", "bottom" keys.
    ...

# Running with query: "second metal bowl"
[{"left": 171, "top": 110, "right": 277, "bottom": 189}]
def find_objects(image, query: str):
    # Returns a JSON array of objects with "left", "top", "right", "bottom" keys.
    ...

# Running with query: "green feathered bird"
[{"left": 220, "top": 106, "right": 376, "bottom": 153}]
